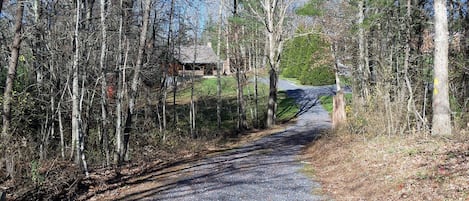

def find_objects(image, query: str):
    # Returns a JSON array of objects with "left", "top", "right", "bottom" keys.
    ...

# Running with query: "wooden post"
[{"left": 332, "top": 91, "right": 346, "bottom": 129}]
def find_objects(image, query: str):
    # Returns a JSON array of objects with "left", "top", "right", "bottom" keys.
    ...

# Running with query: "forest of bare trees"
[
  {"left": 0, "top": 1, "right": 277, "bottom": 197},
  {"left": 0, "top": 0, "right": 467, "bottom": 199}
]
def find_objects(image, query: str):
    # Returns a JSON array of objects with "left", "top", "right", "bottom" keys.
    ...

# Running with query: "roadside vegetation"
[
  {"left": 3, "top": 75, "right": 300, "bottom": 200},
  {"left": 303, "top": 91, "right": 469, "bottom": 200},
  {"left": 302, "top": 127, "right": 469, "bottom": 200},
  {"left": 318, "top": 94, "right": 352, "bottom": 114},
  {"left": 280, "top": 30, "right": 336, "bottom": 86}
]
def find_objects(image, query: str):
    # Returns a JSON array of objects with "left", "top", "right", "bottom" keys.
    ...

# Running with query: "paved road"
[{"left": 141, "top": 80, "right": 339, "bottom": 201}]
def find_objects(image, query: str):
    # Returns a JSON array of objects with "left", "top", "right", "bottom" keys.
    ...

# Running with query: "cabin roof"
[{"left": 175, "top": 45, "right": 219, "bottom": 64}]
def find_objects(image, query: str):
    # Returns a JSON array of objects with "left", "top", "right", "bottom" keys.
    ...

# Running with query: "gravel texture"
[{"left": 147, "top": 80, "right": 342, "bottom": 201}]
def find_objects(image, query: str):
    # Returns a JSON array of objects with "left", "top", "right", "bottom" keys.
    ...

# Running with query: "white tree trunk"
[
  {"left": 115, "top": 0, "right": 125, "bottom": 164},
  {"left": 261, "top": 0, "right": 290, "bottom": 128},
  {"left": 432, "top": 0, "right": 452, "bottom": 135},
  {"left": 357, "top": 0, "right": 368, "bottom": 102},
  {"left": 72, "top": 0, "right": 81, "bottom": 165},
  {"left": 100, "top": 0, "right": 110, "bottom": 166}
]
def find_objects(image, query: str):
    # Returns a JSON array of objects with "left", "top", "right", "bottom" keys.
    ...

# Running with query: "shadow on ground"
[
  {"left": 119, "top": 130, "right": 326, "bottom": 200},
  {"left": 86, "top": 87, "right": 333, "bottom": 201}
]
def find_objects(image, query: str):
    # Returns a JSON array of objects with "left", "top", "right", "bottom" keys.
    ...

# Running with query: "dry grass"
[{"left": 301, "top": 129, "right": 469, "bottom": 200}]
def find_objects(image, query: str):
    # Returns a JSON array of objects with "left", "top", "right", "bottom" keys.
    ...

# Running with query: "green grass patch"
[
  {"left": 167, "top": 76, "right": 299, "bottom": 136},
  {"left": 277, "top": 91, "right": 299, "bottom": 122},
  {"left": 177, "top": 77, "right": 268, "bottom": 101},
  {"left": 319, "top": 93, "right": 352, "bottom": 113},
  {"left": 168, "top": 76, "right": 299, "bottom": 137}
]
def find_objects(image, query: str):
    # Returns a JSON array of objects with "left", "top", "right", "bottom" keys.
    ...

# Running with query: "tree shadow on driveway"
[{"left": 107, "top": 88, "right": 333, "bottom": 201}]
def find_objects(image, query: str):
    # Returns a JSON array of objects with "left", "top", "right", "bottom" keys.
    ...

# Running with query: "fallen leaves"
[{"left": 302, "top": 133, "right": 469, "bottom": 200}]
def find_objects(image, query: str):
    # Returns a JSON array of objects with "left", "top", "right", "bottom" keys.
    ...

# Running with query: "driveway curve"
[{"left": 106, "top": 80, "right": 340, "bottom": 201}]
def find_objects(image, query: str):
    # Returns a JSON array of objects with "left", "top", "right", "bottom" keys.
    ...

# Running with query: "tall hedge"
[{"left": 280, "top": 31, "right": 335, "bottom": 86}]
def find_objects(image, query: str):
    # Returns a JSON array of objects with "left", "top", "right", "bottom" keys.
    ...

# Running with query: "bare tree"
[
  {"left": 72, "top": 0, "right": 81, "bottom": 165},
  {"left": 121, "top": 0, "right": 151, "bottom": 162},
  {"left": 216, "top": 0, "right": 224, "bottom": 130},
  {"left": 99, "top": 0, "right": 110, "bottom": 166},
  {"left": 432, "top": 0, "right": 452, "bottom": 135},
  {"left": 1, "top": 0, "right": 24, "bottom": 177},
  {"left": 356, "top": 0, "right": 368, "bottom": 103},
  {"left": 249, "top": 0, "right": 292, "bottom": 127},
  {"left": 2, "top": 1, "right": 24, "bottom": 137},
  {"left": 232, "top": 0, "right": 248, "bottom": 131},
  {"left": 190, "top": 19, "right": 199, "bottom": 138}
]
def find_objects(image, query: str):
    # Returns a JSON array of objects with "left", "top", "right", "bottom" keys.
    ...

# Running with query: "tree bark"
[
  {"left": 261, "top": 0, "right": 290, "bottom": 128},
  {"left": 99, "top": 0, "right": 110, "bottom": 166},
  {"left": 331, "top": 43, "right": 346, "bottom": 129},
  {"left": 122, "top": 0, "right": 151, "bottom": 162},
  {"left": 357, "top": 0, "right": 368, "bottom": 102},
  {"left": 233, "top": 0, "right": 247, "bottom": 131},
  {"left": 216, "top": 0, "right": 224, "bottom": 130},
  {"left": 432, "top": 0, "right": 452, "bottom": 135},
  {"left": 1, "top": 0, "right": 24, "bottom": 177},
  {"left": 115, "top": 0, "right": 125, "bottom": 164},
  {"left": 2, "top": 1, "right": 24, "bottom": 137},
  {"left": 190, "top": 20, "right": 199, "bottom": 139},
  {"left": 72, "top": 0, "right": 81, "bottom": 165}
]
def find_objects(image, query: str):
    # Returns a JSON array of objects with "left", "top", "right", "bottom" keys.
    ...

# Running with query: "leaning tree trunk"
[
  {"left": 432, "top": 0, "right": 452, "bottom": 135},
  {"left": 1, "top": 0, "right": 24, "bottom": 177},
  {"left": 122, "top": 0, "right": 151, "bottom": 162},
  {"left": 2, "top": 1, "right": 24, "bottom": 137}
]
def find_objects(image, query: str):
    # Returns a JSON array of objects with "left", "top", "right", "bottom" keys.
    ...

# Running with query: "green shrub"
[
  {"left": 280, "top": 28, "right": 336, "bottom": 86},
  {"left": 299, "top": 65, "right": 335, "bottom": 86}
]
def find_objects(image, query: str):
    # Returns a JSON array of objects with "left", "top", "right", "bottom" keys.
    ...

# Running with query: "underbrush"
[
  {"left": 303, "top": 129, "right": 469, "bottom": 200},
  {"left": 1, "top": 76, "right": 300, "bottom": 200},
  {"left": 303, "top": 87, "right": 469, "bottom": 200}
]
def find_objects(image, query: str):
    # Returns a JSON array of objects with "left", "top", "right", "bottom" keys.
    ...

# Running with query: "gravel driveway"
[{"left": 144, "top": 80, "right": 339, "bottom": 201}]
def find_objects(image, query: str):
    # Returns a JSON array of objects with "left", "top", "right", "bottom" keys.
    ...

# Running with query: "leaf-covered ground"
[{"left": 301, "top": 131, "right": 469, "bottom": 200}]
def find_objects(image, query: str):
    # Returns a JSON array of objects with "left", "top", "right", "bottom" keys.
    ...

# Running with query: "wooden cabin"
[{"left": 173, "top": 43, "right": 223, "bottom": 77}]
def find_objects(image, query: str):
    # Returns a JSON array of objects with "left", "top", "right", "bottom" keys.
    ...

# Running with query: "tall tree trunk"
[
  {"left": 1, "top": 0, "right": 24, "bottom": 177},
  {"left": 114, "top": 0, "right": 131, "bottom": 164},
  {"left": 99, "top": 0, "right": 110, "bottom": 166},
  {"left": 122, "top": 0, "right": 151, "bottom": 162},
  {"left": 233, "top": 0, "right": 247, "bottom": 131},
  {"left": 432, "top": 0, "right": 452, "bottom": 135},
  {"left": 259, "top": 0, "right": 290, "bottom": 128},
  {"left": 265, "top": 0, "right": 276, "bottom": 128},
  {"left": 216, "top": 0, "right": 224, "bottom": 130},
  {"left": 190, "top": 21, "right": 199, "bottom": 139},
  {"left": 2, "top": 1, "right": 24, "bottom": 136},
  {"left": 357, "top": 0, "right": 368, "bottom": 103},
  {"left": 72, "top": 0, "right": 81, "bottom": 165},
  {"left": 161, "top": 0, "right": 175, "bottom": 132},
  {"left": 404, "top": 0, "right": 419, "bottom": 130}
]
